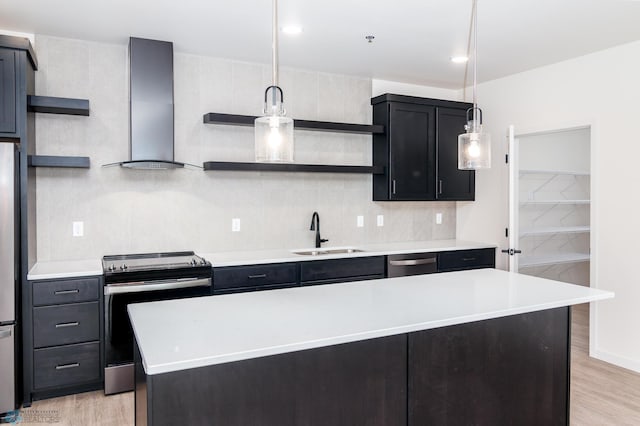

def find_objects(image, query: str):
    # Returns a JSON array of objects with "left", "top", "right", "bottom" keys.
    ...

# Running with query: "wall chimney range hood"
[{"left": 105, "top": 37, "right": 198, "bottom": 170}]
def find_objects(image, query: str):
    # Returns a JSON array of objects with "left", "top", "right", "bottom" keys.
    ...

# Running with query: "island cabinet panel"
[
  {"left": 137, "top": 334, "right": 407, "bottom": 426},
  {"left": 408, "top": 307, "right": 570, "bottom": 426}
]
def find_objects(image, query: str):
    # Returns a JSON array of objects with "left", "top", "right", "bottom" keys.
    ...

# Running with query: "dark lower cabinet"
[
  {"left": 300, "top": 256, "right": 385, "bottom": 286},
  {"left": 0, "top": 49, "right": 16, "bottom": 135},
  {"left": 408, "top": 307, "right": 570, "bottom": 426},
  {"left": 438, "top": 248, "right": 496, "bottom": 272},
  {"left": 135, "top": 307, "right": 570, "bottom": 426},
  {"left": 213, "top": 263, "right": 298, "bottom": 294},
  {"left": 23, "top": 276, "right": 104, "bottom": 405}
]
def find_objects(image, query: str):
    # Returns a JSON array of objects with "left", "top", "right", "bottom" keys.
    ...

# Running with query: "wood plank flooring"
[{"left": 17, "top": 305, "right": 640, "bottom": 425}]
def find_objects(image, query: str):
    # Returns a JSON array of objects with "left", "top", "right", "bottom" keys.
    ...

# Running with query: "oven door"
[{"left": 104, "top": 278, "right": 211, "bottom": 394}]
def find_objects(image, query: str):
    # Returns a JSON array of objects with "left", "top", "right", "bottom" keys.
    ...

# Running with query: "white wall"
[
  {"left": 456, "top": 40, "right": 640, "bottom": 372},
  {"left": 33, "top": 35, "right": 457, "bottom": 260}
]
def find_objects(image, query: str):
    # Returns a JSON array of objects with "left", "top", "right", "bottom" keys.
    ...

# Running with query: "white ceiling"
[{"left": 1, "top": 0, "right": 640, "bottom": 89}]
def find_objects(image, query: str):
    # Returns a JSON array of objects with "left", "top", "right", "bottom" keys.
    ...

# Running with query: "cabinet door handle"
[
  {"left": 55, "top": 363, "right": 80, "bottom": 370},
  {"left": 55, "top": 289, "right": 79, "bottom": 295},
  {"left": 392, "top": 179, "right": 397, "bottom": 195},
  {"left": 248, "top": 274, "right": 267, "bottom": 279},
  {"left": 462, "top": 257, "right": 477, "bottom": 262},
  {"left": 439, "top": 180, "right": 443, "bottom": 194},
  {"left": 55, "top": 321, "right": 79, "bottom": 328}
]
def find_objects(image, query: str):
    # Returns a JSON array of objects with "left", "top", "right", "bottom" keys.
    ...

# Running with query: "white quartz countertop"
[
  {"left": 128, "top": 268, "right": 613, "bottom": 375},
  {"left": 201, "top": 239, "right": 496, "bottom": 267},
  {"left": 27, "top": 259, "right": 103, "bottom": 280}
]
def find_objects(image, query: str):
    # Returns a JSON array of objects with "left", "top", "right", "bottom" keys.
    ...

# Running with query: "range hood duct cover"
[{"left": 106, "top": 37, "right": 198, "bottom": 170}]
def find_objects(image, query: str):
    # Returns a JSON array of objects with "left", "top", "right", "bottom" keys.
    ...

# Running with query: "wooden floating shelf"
[
  {"left": 28, "top": 155, "right": 90, "bottom": 169},
  {"left": 203, "top": 161, "right": 384, "bottom": 175},
  {"left": 27, "top": 95, "right": 90, "bottom": 116},
  {"left": 203, "top": 113, "right": 384, "bottom": 135}
]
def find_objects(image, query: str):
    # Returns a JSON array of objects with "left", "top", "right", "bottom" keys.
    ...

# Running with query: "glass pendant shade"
[
  {"left": 458, "top": 120, "right": 491, "bottom": 169},
  {"left": 255, "top": 86, "right": 294, "bottom": 162},
  {"left": 255, "top": 114, "right": 294, "bottom": 162}
]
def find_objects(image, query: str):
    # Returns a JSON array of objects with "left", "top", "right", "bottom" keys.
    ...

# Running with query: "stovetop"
[{"left": 102, "top": 251, "right": 211, "bottom": 283}]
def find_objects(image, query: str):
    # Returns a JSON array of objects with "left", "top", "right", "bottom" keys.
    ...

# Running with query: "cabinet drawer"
[
  {"left": 33, "top": 302, "right": 100, "bottom": 348},
  {"left": 300, "top": 256, "right": 385, "bottom": 283},
  {"left": 438, "top": 249, "right": 495, "bottom": 272},
  {"left": 32, "top": 277, "right": 100, "bottom": 306},
  {"left": 214, "top": 263, "right": 298, "bottom": 291},
  {"left": 33, "top": 342, "right": 100, "bottom": 390}
]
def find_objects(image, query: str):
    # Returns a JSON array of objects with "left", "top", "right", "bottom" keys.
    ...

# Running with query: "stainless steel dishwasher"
[{"left": 387, "top": 253, "right": 438, "bottom": 277}]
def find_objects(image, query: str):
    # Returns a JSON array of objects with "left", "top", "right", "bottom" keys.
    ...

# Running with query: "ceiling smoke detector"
[{"left": 365, "top": 35, "right": 375, "bottom": 43}]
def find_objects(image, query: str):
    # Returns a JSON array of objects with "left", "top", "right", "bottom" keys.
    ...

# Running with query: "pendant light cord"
[
  {"left": 272, "top": 0, "right": 279, "bottom": 88},
  {"left": 462, "top": 0, "right": 478, "bottom": 122}
]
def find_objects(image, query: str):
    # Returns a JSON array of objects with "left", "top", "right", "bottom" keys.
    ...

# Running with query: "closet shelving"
[{"left": 518, "top": 169, "right": 590, "bottom": 269}]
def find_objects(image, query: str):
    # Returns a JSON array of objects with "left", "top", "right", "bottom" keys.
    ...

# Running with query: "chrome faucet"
[{"left": 310, "top": 211, "right": 329, "bottom": 248}]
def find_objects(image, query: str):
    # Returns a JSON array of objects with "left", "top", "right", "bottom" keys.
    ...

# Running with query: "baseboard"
[{"left": 590, "top": 348, "right": 640, "bottom": 374}]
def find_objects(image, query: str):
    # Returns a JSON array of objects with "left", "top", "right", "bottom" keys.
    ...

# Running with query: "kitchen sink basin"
[{"left": 293, "top": 248, "right": 364, "bottom": 256}]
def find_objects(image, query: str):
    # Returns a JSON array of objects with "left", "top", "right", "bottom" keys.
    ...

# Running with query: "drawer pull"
[
  {"left": 462, "top": 257, "right": 477, "bottom": 262},
  {"left": 55, "top": 322, "right": 79, "bottom": 328},
  {"left": 248, "top": 274, "right": 267, "bottom": 279},
  {"left": 55, "top": 362, "right": 80, "bottom": 370},
  {"left": 389, "top": 258, "right": 436, "bottom": 266},
  {"left": 54, "top": 289, "right": 80, "bottom": 295}
]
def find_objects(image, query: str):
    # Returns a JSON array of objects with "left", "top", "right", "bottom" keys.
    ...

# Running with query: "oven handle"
[{"left": 104, "top": 278, "right": 211, "bottom": 295}]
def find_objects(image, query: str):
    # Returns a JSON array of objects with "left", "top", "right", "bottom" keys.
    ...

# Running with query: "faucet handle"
[{"left": 320, "top": 238, "right": 329, "bottom": 243}]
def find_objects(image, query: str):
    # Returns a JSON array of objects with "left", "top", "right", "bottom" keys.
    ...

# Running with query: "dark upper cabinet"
[
  {"left": 436, "top": 108, "right": 475, "bottom": 201},
  {"left": 372, "top": 94, "right": 475, "bottom": 201},
  {"left": 0, "top": 49, "right": 17, "bottom": 135}
]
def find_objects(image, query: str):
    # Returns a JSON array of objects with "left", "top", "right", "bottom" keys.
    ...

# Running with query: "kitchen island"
[{"left": 129, "top": 269, "right": 613, "bottom": 425}]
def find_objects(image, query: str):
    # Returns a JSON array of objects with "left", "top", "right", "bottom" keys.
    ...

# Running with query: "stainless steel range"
[{"left": 102, "top": 251, "right": 212, "bottom": 395}]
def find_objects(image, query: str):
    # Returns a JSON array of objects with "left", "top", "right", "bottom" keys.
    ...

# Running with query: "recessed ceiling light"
[
  {"left": 282, "top": 26, "right": 303, "bottom": 35},
  {"left": 450, "top": 56, "right": 469, "bottom": 64}
]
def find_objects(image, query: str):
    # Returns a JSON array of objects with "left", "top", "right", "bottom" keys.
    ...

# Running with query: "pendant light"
[
  {"left": 458, "top": 0, "right": 491, "bottom": 170},
  {"left": 255, "top": 0, "right": 294, "bottom": 163}
]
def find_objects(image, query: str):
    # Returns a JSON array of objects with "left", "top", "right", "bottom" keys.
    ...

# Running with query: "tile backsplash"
[{"left": 34, "top": 35, "right": 456, "bottom": 261}]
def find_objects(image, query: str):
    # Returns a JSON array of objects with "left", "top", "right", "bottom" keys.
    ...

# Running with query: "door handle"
[
  {"left": 439, "top": 180, "right": 443, "bottom": 194},
  {"left": 248, "top": 274, "right": 267, "bottom": 279},
  {"left": 389, "top": 258, "right": 436, "bottom": 266},
  {"left": 392, "top": 179, "right": 397, "bottom": 195}
]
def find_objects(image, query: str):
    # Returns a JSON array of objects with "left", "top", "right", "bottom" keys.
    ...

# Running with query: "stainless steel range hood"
[{"left": 106, "top": 37, "right": 196, "bottom": 170}]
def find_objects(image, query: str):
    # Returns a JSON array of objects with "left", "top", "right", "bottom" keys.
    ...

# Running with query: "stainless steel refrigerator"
[{"left": 0, "top": 141, "right": 18, "bottom": 414}]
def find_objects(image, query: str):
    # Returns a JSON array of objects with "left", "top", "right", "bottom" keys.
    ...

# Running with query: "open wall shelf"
[
  {"left": 203, "top": 161, "right": 384, "bottom": 174},
  {"left": 520, "top": 226, "right": 590, "bottom": 237},
  {"left": 519, "top": 253, "right": 591, "bottom": 268},
  {"left": 203, "top": 113, "right": 384, "bottom": 135},
  {"left": 28, "top": 155, "right": 90, "bottom": 168},
  {"left": 27, "top": 95, "right": 90, "bottom": 116}
]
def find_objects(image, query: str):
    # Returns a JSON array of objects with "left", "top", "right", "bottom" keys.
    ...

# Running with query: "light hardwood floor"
[{"left": 17, "top": 305, "right": 640, "bottom": 425}]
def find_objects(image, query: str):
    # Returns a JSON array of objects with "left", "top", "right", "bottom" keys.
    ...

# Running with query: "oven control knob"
[
  {"left": 120, "top": 263, "right": 128, "bottom": 271},
  {"left": 190, "top": 258, "right": 197, "bottom": 266},
  {"left": 200, "top": 259, "right": 207, "bottom": 265},
  {"left": 108, "top": 264, "right": 116, "bottom": 272}
]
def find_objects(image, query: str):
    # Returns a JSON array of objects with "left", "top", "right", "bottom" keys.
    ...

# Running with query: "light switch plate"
[
  {"left": 436, "top": 213, "right": 443, "bottom": 225},
  {"left": 232, "top": 218, "right": 241, "bottom": 232},
  {"left": 72, "top": 221, "right": 84, "bottom": 237},
  {"left": 377, "top": 215, "right": 384, "bottom": 227},
  {"left": 357, "top": 215, "right": 364, "bottom": 228}
]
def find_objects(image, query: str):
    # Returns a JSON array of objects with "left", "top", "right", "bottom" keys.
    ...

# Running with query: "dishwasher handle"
[{"left": 388, "top": 258, "right": 437, "bottom": 266}]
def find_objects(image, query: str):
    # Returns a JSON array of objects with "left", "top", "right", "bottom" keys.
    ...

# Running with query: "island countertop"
[{"left": 128, "top": 268, "right": 613, "bottom": 375}]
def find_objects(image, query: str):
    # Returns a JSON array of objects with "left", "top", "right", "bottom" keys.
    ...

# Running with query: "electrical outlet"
[
  {"left": 436, "top": 213, "right": 443, "bottom": 225},
  {"left": 72, "top": 221, "right": 84, "bottom": 237},
  {"left": 357, "top": 215, "right": 364, "bottom": 228},
  {"left": 231, "top": 218, "right": 241, "bottom": 232},
  {"left": 377, "top": 215, "right": 384, "bottom": 227}
]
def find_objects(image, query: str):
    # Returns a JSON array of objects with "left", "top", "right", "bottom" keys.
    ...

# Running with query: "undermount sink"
[{"left": 293, "top": 248, "right": 364, "bottom": 256}]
